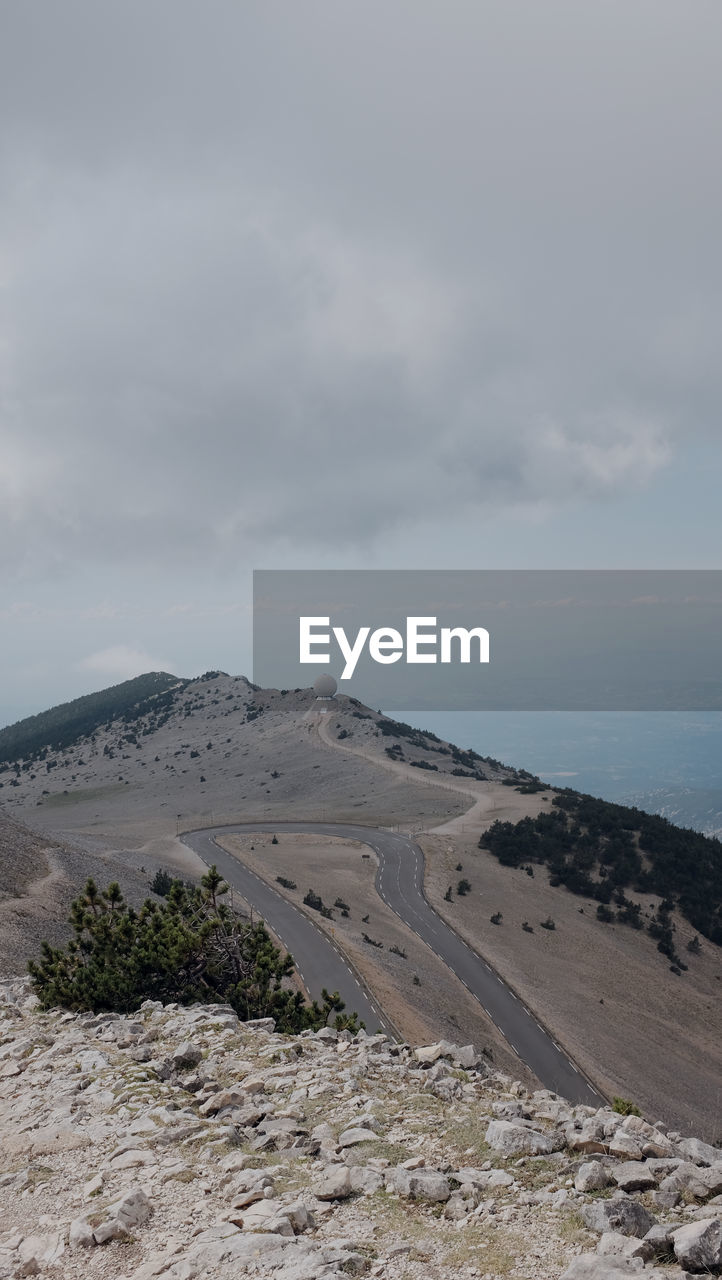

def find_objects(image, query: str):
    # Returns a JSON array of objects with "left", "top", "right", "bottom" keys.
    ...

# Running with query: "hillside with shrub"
[
  {"left": 0, "top": 672, "right": 186, "bottom": 766},
  {"left": 29, "top": 864, "right": 359, "bottom": 1034},
  {"left": 482, "top": 788, "right": 722, "bottom": 950}
]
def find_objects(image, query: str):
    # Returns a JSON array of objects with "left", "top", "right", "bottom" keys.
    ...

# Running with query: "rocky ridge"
[{"left": 0, "top": 978, "right": 720, "bottom": 1280}]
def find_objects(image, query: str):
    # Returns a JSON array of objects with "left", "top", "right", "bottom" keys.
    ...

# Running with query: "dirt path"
[
  {"left": 314, "top": 710, "right": 546, "bottom": 838},
  {"left": 0, "top": 852, "right": 71, "bottom": 977}
]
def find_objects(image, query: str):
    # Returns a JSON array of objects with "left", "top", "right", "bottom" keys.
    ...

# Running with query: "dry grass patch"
[
  {"left": 558, "top": 1208, "right": 595, "bottom": 1247},
  {"left": 271, "top": 1163, "right": 314, "bottom": 1196},
  {"left": 441, "top": 1110, "right": 493, "bottom": 1160},
  {"left": 367, "top": 1193, "right": 521, "bottom": 1277},
  {"left": 440, "top": 1222, "right": 520, "bottom": 1275},
  {"left": 164, "top": 1168, "right": 197, "bottom": 1184},
  {"left": 347, "top": 1138, "right": 413, "bottom": 1166}
]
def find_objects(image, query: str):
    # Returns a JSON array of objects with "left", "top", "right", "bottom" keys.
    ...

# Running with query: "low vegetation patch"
[
  {"left": 29, "top": 867, "right": 360, "bottom": 1033},
  {"left": 482, "top": 788, "right": 722, "bottom": 947}
]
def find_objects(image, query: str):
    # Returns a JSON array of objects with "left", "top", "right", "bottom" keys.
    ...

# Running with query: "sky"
[{"left": 2, "top": 1, "right": 722, "bottom": 725}]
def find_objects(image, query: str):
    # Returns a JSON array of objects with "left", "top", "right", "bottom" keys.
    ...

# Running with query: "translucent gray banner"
[{"left": 253, "top": 570, "right": 722, "bottom": 711}]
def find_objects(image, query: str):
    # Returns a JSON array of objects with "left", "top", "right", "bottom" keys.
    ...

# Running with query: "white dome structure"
[{"left": 313, "top": 674, "right": 337, "bottom": 699}]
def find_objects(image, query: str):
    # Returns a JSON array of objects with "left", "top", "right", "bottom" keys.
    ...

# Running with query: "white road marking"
[{"left": 191, "top": 823, "right": 601, "bottom": 1103}]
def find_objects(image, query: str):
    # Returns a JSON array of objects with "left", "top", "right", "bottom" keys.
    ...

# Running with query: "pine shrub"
[{"left": 29, "top": 867, "right": 358, "bottom": 1033}]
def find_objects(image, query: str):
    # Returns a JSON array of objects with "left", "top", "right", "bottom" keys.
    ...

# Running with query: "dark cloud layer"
[{"left": 1, "top": 1, "right": 721, "bottom": 585}]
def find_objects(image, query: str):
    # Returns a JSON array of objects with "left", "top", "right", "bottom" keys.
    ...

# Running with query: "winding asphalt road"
[{"left": 183, "top": 821, "right": 605, "bottom": 1107}]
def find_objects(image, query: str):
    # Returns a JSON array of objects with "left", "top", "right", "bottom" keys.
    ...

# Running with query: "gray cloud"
[{"left": 1, "top": 0, "right": 721, "bottom": 587}]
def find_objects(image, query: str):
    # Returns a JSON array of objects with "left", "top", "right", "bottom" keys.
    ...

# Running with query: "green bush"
[
  {"left": 303, "top": 889, "right": 333, "bottom": 918},
  {"left": 481, "top": 788, "right": 722, "bottom": 946},
  {"left": 28, "top": 867, "right": 358, "bottom": 1033},
  {"left": 150, "top": 868, "right": 175, "bottom": 896},
  {"left": 612, "top": 1096, "right": 642, "bottom": 1117}
]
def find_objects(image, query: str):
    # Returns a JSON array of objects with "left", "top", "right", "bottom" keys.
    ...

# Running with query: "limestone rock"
[
  {"left": 672, "top": 1217, "right": 722, "bottom": 1271},
  {"left": 611, "top": 1161, "right": 659, "bottom": 1192},
  {"left": 1, "top": 975, "right": 718, "bottom": 1280},
  {"left": 576, "top": 1161, "right": 614, "bottom": 1193},
  {"left": 660, "top": 1161, "right": 722, "bottom": 1201},
  {"left": 566, "top": 1120, "right": 609, "bottom": 1154},
  {"left": 560, "top": 1257, "right": 650, "bottom": 1278},
  {"left": 643, "top": 1222, "right": 681, "bottom": 1256},
  {"left": 413, "top": 1043, "right": 446, "bottom": 1064},
  {"left": 76, "top": 1050, "right": 108, "bottom": 1072},
  {"left": 607, "top": 1132, "right": 644, "bottom": 1161},
  {"left": 17, "top": 1232, "right": 65, "bottom": 1270},
  {"left": 113, "top": 1187, "right": 153, "bottom": 1224},
  {"left": 582, "top": 1196, "right": 656, "bottom": 1238},
  {"left": 677, "top": 1137, "right": 721, "bottom": 1167},
  {"left": 485, "top": 1119, "right": 563, "bottom": 1155},
  {"left": 109, "top": 1147, "right": 156, "bottom": 1169},
  {"left": 313, "top": 1165, "right": 353, "bottom": 1200},
  {"left": 596, "top": 1231, "right": 654, "bottom": 1262},
  {"left": 5, "top": 1125, "right": 91, "bottom": 1157},
  {"left": 337, "top": 1126, "right": 378, "bottom": 1147},
  {"left": 385, "top": 1167, "right": 451, "bottom": 1201},
  {"left": 349, "top": 1165, "right": 384, "bottom": 1195},
  {"left": 69, "top": 1217, "right": 95, "bottom": 1249},
  {"left": 199, "top": 1087, "right": 247, "bottom": 1114},
  {"left": 171, "top": 1041, "right": 202, "bottom": 1069}
]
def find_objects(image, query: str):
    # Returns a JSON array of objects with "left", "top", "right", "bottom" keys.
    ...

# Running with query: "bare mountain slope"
[
  {"left": 0, "top": 810, "right": 164, "bottom": 978},
  {"left": 0, "top": 808, "right": 49, "bottom": 899},
  {"left": 0, "top": 674, "right": 512, "bottom": 851}
]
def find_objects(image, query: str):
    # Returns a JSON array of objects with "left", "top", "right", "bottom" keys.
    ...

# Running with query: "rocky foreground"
[{"left": 0, "top": 979, "right": 721, "bottom": 1280}]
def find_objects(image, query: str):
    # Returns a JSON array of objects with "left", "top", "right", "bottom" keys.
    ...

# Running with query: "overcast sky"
[{"left": 2, "top": 1, "right": 722, "bottom": 723}]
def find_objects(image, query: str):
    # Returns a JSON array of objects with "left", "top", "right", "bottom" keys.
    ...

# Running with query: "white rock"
[
  {"left": 672, "top": 1217, "right": 722, "bottom": 1270},
  {"left": 313, "top": 1165, "right": 353, "bottom": 1200},
  {"left": 108, "top": 1187, "right": 154, "bottom": 1230},
  {"left": 171, "top": 1041, "right": 202, "bottom": 1069},
  {"left": 337, "top": 1127, "right": 377, "bottom": 1147},
  {"left": 575, "top": 1162, "right": 613, "bottom": 1193},
  {"left": 69, "top": 1217, "right": 95, "bottom": 1249},
  {"left": 18, "top": 1232, "right": 65, "bottom": 1268},
  {"left": 93, "top": 1218, "right": 130, "bottom": 1244},
  {"left": 560, "top": 1257, "right": 647, "bottom": 1278},
  {"left": 582, "top": 1197, "right": 656, "bottom": 1238},
  {"left": 385, "top": 1167, "right": 451, "bottom": 1202},
  {"left": 413, "top": 1043, "right": 445, "bottom": 1064},
  {"left": 77, "top": 1050, "right": 109, "bottom": 1072},
  {"left": 83, "top": 1173, "right": 104, "bottom": 1199},
  {"left": 596, "top": 1231, "right": 653, "bottom": 1261},
  {"left": 676, "top": 1136, "right": 721, "bottom": 1167},
  {"left": 608, "top": 1132, "right": 644, "bottom": 1161},
  {"left": 110, "top": 1148, "right": 156, "bottom": 1169},
  {"left": 349, "top": 1166, "right": 384, "bottom": 1195},
  {"left": 611, "top": 1161, "right": 659, "bottom": 1192},
  {"left": 485, "top": 1120, "right": 562, "bottom": 1156}
]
